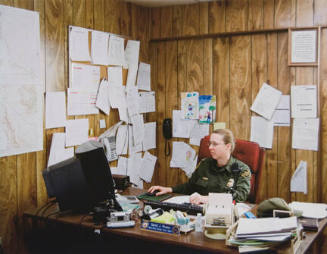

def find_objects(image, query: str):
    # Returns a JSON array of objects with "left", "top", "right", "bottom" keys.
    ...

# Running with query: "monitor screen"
[
  {"left": 42, "top": 157, "right": 94, "bottom": 211},
  {"left": 75, "top": 140, "right": 115, "bottom": 203},
  {"left": 43, "top": 140, "right": 118, "bottom": 212}
]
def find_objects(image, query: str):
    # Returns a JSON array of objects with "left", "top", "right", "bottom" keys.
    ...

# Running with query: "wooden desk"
[{"left": 23, "top": 187, "right": 327, "bottom": 254}]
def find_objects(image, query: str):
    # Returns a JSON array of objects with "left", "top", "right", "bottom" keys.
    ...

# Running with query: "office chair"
[{"left": 198, "top": 136, "right": 265, "bottom": 204}]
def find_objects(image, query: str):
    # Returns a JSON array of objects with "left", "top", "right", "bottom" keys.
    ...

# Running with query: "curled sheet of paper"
[
  {"left": 290, "top": 160, "right": 307, "bottom": 194},
  {"left": 98, "top": 121, "right": 123, "bottom": 161}
]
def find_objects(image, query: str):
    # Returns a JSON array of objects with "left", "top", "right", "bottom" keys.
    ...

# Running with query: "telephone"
[
  {"left": 162, "top": 118, "right": 172, "bottom": 156},
  {"left": 162, "top": 118, "right": 172, "bottom": 140}
]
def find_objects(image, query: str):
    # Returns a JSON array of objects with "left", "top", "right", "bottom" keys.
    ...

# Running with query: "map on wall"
[{"left": 0, "top": 5, "right": 43, "bottom": 157}]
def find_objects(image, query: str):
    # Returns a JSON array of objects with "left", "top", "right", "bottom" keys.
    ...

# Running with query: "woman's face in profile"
[{"left": 208, "top": 133, "right": 231, "bottom": 161}]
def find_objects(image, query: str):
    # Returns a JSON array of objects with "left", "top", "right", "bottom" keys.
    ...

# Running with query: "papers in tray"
[
  {"left": 235, "top": 217, "right": 297, "bottom": 241},
  {"left": 226, "top": 216, "right": 302, "bottom": 253}
]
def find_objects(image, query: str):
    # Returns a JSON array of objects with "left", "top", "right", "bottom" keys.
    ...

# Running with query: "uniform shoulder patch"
[{"left": 240, "top": 169, "right": 251, "bottom": 177}]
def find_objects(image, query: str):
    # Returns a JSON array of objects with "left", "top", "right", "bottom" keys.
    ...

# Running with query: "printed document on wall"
[
  {"left": 291, "top": 30, "right": 317, "bottom": 63},
  {"left": 124, "top": 40, "right": 140, "bottom": 67},
  {"left": 250, "top": 116, "right": 274, "bottom": 149},
  {"left": 71, "top": 63, "right": 100, "bottom": 92},
  {"left": 250, "top": 83, "right": 282, "bottom": 120},
  {"left": 128, "top": 125, "right": 142, "bottom": 154},
  {"left": 67, "top": 88, "right": 99, "bottom": 116},
  {"left": 126, "top": 86, "right": 140, "bottom": 117},
  {"left": 271, "top": 95, "right": 290, "bottom": 126},
  {"left": 137, "top": 62, "right": 151, "bottom": 91},
  {"left": 48, "top": 133, "right": 74, "bottom": 167},
  {"left": 143, "top": 122, "right": 156, "bottom": 151},
  {"left": 118, "top": 105, "right": 129, "bottom": 123},
  {"left": 111, "top": 156, "right": 128, "bottom": 175},
  {"left": 69, "top": 26, "right": 90, "bottom": 61},
  {"left": 91, "top": 30, "right": 109, "bottom": 65},
  {"left": 46, "top": 92, "right": 66, "bottom": 129},
  {"left": 291, "top": 85, "right": 317, "bottom": 118},
  {"left": 189, "top": 122, "right": 209, "bottom": 146},
  {"left": 108, "top": 66, "right": 123, "bottom": 86},
  {"left": 96, "top": 79, "right": 111, "bottom": 115},
  {"left": 0, "top": 5, "right": 41, "bottom": 86},
  {"left": 181, "top": 92, "right": 199, "bottom": 119},
  {"left": 173, "top": 110, "right": 197, "bottom": 138},
  {"left": 292, "top": 118, "right": 319, "bottom": 151},
  {"left": 130, "top": 114, "right": 144, "bottom": 146},
  {"left": 140, "top": 152, "right": 157, "bottom": 183},
  {"left": 290, "top": 160, "right": 307, "bottom": 194},
  {"left": 108, "top": 84, "right": 125, "bottom": 109},
  {"left": 126, "top": 63, "right": 138, "bottom": 87},
  {"left": 116, "top": 125, "right": 128, "bottom": 155},
  {"left": 139, "top": 91, "right": 155, "bottom": 113},
  {"left": 127, "top": 152, "right": 143, "bottom": 189},
  {"left": 108, "top": 34, "right": 125, "bottom": 66},
  {"left": 65, "top": 119, "right": 89, "bottom": 147}
]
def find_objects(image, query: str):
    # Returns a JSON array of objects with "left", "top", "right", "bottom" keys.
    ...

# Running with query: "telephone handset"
[
  {"left": 163, "top": 118, "right": 172, "bottom": 140},
  {"left": 162, "top": 118, "right": 172, "bottom": 156}
]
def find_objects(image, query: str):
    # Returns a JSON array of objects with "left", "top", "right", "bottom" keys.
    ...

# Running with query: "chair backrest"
[{"left": 198, "top": 136, "right": 265, "bottom": 203}]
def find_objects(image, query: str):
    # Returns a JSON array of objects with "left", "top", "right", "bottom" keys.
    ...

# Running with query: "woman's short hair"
[{"left": 212, "top": 129, "right": 235, "bottom": 152}]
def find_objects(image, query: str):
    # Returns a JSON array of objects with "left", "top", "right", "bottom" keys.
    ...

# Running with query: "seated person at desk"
[{"left": 148, "top": 129, "right": 251, "bottom": 205}]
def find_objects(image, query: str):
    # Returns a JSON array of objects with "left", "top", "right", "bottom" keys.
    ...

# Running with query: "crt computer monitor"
[
  {"left": 75, "top": 140, "right": 116, "bottom": 205},
  {"left": 42, "top": 157, "right": 94, "bottom": 211},
  {"left": 42, "top": 141, "right": 118, "bottom": 212}
]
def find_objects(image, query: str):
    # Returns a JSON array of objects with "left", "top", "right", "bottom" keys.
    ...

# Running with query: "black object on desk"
[
  {"left": 137, "top": 192, "right": 172, "bottom": 202},
  {"left": 300, "top": 218, "right": 319, "bottom": 231},
  {"left": 143, "top": 200, "right": 204, "bottom": 215}
]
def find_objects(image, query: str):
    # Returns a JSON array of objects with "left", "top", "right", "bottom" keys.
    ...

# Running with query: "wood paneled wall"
[
  {"left": 0, "top": 0, "right": 149, "bottom": 253},
  {"left": 149, "top": 0, "right": 327, "bottom": 203},
  {"left": 1, "top": 0, "right": 327, "bottom": 253},
  {"left": 149, "top": 3, "right": 327, "bottom": 251},
  {"left": 149, "top": 2, "right": 327, "bottom": 252}
]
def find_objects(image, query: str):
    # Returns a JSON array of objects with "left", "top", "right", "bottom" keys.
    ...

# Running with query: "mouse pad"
[{"left": 137, "top": 192, "right": 172, "bottom": 202}]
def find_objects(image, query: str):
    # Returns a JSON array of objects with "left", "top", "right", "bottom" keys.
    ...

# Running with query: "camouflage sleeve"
[
  {"left": 172, "top": 159, "right": 204, "bottom": 194},
  {"left": 233, "top": 163, "right": 251, "bottom": 202}
]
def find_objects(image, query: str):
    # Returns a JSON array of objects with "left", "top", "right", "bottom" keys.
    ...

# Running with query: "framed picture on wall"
[{"left": 288, "top": 27, "right": 319, "bottom": 66}]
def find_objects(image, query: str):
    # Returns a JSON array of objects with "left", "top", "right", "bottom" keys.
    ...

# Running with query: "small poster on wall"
[
  {"left": 199, "top": 95, "right": 216, "bottom": 124},
  {"left": 181, "top": 92, "right": 199, "bottom": 120}
]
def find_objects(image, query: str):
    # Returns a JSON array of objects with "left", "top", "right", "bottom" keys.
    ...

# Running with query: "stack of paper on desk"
[
  {"left": 235, "top": 217, "right": 298, "bottom": 242},
  {"left": 289, "top": 202, "right": 327, "bottom": 219}
]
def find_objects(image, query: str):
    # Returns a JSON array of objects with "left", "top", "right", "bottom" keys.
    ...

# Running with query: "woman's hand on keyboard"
[
  {"left": 148, "top": 186, "right": 173, "bottom": 196},
  {"left": 190, "top": 192, "right": 208, "bottom": 205}
]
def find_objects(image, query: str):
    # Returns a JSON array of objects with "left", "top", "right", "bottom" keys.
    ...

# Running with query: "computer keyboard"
[{"left": 143, "top": 200, "right": 204, "bottom": 215}]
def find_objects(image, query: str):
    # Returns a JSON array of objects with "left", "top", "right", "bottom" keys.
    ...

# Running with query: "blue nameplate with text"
[{"left": 141, "top": 220, "right": 180, "bottom": 235}]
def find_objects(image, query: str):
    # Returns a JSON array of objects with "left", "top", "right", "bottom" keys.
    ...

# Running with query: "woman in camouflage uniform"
[{"left": 148, "top": 129, "right": 251, "bottom": 205}]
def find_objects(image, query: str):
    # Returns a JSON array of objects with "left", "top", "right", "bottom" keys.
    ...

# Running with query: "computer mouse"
[{"left": 147, "top": 190, "right": 159, "bottom": 196}]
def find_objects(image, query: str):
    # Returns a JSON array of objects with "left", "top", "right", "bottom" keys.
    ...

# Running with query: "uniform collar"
[{"left": 210, "top": 156, "right": 236, "bottom": 173}]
